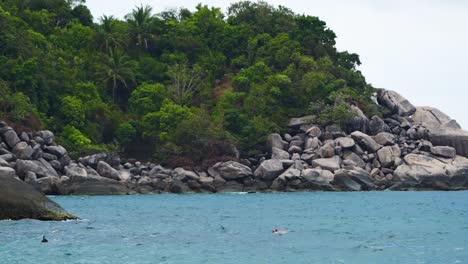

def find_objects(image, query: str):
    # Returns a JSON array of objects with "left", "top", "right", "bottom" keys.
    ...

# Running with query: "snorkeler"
[
  {"left": 272, "top": 228, "right": 288, "bottom": 235},
  {"left": 41, "top": 235, "right": 48, "bottom": 243}
]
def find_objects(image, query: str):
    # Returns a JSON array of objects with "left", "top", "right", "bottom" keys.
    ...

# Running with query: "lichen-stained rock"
[
  {"left": 211, "top": 161, "right": 252, "bottom": 180},
  {"left": 377, "top": 89, "right": 416, "bottom": 116}
]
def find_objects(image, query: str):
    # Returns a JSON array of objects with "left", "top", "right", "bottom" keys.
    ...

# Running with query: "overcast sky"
[{"left": 86, "top": 0, "right": 468, "bottom": 128}]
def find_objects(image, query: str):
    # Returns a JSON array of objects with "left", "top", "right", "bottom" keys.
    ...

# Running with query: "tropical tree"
[
  {"left": 97, "top": 49, "right": 137, "bottom": 102},
  {"left": 96, "top": 15, "right": 124, "bottom": 52},
  {"left": 125, "top": 5, "right": 154, "bottom": 49}
]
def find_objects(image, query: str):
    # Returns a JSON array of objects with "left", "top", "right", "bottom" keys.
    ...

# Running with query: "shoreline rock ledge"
[{"left": 1, "top": 89, "right": 468, "bottom": 197}]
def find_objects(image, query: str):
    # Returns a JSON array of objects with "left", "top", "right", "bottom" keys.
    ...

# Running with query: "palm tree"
[
  {"left": 96, "top": 15, "right": 124, "bottom": 52},
  {"left": 125, "top": 5, "right": 154, "bottom": 49},
  {"left": 97, "top": 49, "right": 137, "bottom": 102}
]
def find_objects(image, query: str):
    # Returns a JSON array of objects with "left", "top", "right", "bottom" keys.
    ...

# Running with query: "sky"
[{"left": 86, "top": 0, "right": 468, "bottom": 128}]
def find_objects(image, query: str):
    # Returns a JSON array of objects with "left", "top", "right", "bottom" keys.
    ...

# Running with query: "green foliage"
[
  {"left": 0, "top": 0, "right": 380, "bottom": 163},
  {"left": 115, "top": 122, "right": 136, "bottom": 145},
  {"left": 0, "top": 82, "right": 35, "bottom": 122},
  {"left": 61, "top": 96, "right": 85, "bottom": 128},
  {"left": 157, "top": 99, "right": 192, "bottom": 140},
  {"left": 129, "top": 83, "right": 167, "bottom": 115}
]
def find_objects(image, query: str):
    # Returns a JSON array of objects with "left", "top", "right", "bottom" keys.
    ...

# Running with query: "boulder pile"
[{"left": 1, "top": 89, "right": 468, "bottom": 194}]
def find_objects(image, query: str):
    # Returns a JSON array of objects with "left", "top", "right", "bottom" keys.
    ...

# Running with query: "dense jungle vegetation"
[{"left": 0, "top": 0, "right": 380, "bottom": 166}]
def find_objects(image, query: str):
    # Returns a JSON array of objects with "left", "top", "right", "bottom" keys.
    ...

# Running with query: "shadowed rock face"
[
  {"left": 0, "top": 175, "right": 77, "bottom": 220},
  {"left": 412, "top": 106, "right": 468, "bottom": 158},
  {"left": 377, "top": 89, "right": 416, "bottom": 116}
]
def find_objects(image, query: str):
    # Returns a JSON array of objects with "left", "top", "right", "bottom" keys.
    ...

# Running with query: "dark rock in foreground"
[{"left": 0, "top": 175, "right": 77, "bottom": 220}]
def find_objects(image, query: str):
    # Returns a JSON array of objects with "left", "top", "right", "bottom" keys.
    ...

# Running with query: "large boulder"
[
  {"left": 431, "top": 146, "right": 456, "bottom": 159},
  {"left": 374, "top": 132, "right": 395, "bottom": 146},
  {"left": 393, "top": 154, "right": 468, "bottom": 189},
  {"left": 254, "top": 159, "right": 284, "bottom": 180},
  {"left": 12, "top": 142, "right": 33, "bottom": 160},
  {"left": 271, "top": 147, "right": 290, "bottom": 160},
  {"left": 333, "top": 167, "right": 376, "bottom": 191},
  {"left": 172, "top": 167, "right": 199, "bottom": 182},
  {"left": 317, "top": 142, "right": 335, "bottom": 158},
  {"left": 0, "top": 167, "right": 16, "bottom": 178},
  {"left": 343, "top": 151, "right": 366, "bottom": 168},
  {"left": 15, "top": 159, "right": 58, "bottom": 179},
  {"left": 79, "top": 152, "right": 107, "bottom": 168},
  {"left": 302, "top": 169, "right": 334, "bottom": 186},
  {"left": 267, "top": 134, "right": 287, "bottom": 151},
  {"left": 59, "top": 174, "right": 131, "bottom": 195},
  {"left": 0, "top": 174, "right": 77, "bottom": 220},
  {"left": 97, "top": 161, "right": 121, "bottom": 181},
  {"left": 3, "top": 129, "right": 20, "bottom": 149},
  {"left": 368, "top": 116, "right": 391, "bottom": 136},
  {"left": 343, "top": 105, "right": 369, "bottom": 134},
  {"left": 311, "top": 156, "right": 341, "bottom": 171},
  {"left": 412, "top": 106, "right": 461, "bottom": 130},
  {"left": 306, "top": 126, "right": 322, "bottom": 138},
  {"left": 377, "top": 145, "right": 401, "bottom": 168},
  {"left": 211, "top": 161, "right": 252, "bottom": 180},
  {"left": 411, "top": 107, "right": 468, "bottom": 158},
  {"left": 65, "top": 164, "right": 88, "bottom": 178},
  {"left": 287, "top": 115, "right": 315, "bottom": 129},
  {"left": 45, "top": 145, "right": 67, "bottom": 158},
  {"left": 351, "top": 131, "right": 381, "bottom": 153},
  {"left": 377, "top": 89, "right": 416, "bottom": 116},
  {"left": 36, "top": 130, "right": 55, "bottom": 145},
  {"left": 335, "top": 137, "right": 355, "bottom": 149}
]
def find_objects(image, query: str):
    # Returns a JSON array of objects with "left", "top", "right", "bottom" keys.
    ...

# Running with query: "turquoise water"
[{"left": 1, "top": 192, "right": 468, "bottom": 264}]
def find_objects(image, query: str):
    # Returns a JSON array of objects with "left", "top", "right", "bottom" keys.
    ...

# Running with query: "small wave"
[{"left": 62, "top": 218, "right": 90, "bottom": 222}]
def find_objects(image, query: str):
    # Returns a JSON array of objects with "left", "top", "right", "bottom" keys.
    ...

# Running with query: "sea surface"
[{"left": 1, "top": 191, "right": 468, "bottom": 264}]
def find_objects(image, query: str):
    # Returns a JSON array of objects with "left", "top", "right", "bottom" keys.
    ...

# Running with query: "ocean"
[{"left": 1, "top": 191, "right": 467, "bottom": 264}]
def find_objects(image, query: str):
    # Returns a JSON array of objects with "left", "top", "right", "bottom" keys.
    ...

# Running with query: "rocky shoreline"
[{"left": 1, "top": 89, "right": 468, "bottom": 197}]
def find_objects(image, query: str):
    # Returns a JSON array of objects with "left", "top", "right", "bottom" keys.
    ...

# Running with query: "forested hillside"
[{"left": 0, "top": 0, "right": 380, "bottom": 166}]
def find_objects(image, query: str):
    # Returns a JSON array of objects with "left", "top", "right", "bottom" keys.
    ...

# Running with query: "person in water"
[
  {"left": 272, "top": 228, "right": 288, "bottom": 235},
  {"left": 41, "top": 235, "right": 48, "bottom": 243}
]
